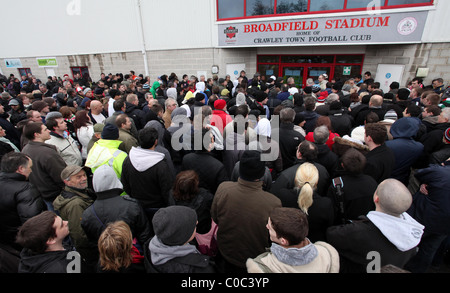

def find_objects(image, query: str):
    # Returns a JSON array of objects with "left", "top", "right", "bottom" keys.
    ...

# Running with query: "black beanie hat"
[
  {"left": 101, "top": 123, "right": 119, "bottom": 140},
  {"left": 152, "top": 206, "right": 198, "bottom": 246},
  {"left": 239, "top": 150, "right": 266, "bottom": 182},
  {"left": 195, "top": 92, "right": 206, "bottom": 102}
]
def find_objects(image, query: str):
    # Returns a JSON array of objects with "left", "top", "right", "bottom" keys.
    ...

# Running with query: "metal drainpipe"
[{"left": 136, "top": 0, "right": 149, "bottom": 77}]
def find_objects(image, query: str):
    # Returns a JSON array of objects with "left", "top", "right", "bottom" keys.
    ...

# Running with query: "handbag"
[{"left": 195, "top": 219, "right": 218, "bottom": 257}]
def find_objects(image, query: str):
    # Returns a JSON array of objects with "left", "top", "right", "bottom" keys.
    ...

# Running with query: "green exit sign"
[{"left": 37, "top": 57, "right": 58, "bottom": 67}]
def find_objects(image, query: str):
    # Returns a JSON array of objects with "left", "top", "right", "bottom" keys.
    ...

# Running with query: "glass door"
[
  {"left": 282, "top": 66, "right": 304, "bottom": 88},
  {"left": 306, "top": 66, "right": 332, "bottom": 85}
]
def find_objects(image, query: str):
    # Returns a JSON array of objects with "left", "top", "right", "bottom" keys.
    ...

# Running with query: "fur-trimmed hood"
[{"left": 332, "top": 136, "right": 370, "bottom": 157}]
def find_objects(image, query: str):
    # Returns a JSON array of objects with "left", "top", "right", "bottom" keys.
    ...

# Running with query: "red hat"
[
  {"left": 444, "top": 127, "right": 450, "bottom": 144},
  {"left": 317, "top": 91, "right": 328, "bottom": 103},
  {"left": 214, "top": 99, "right": 226, "bottom": 110}
]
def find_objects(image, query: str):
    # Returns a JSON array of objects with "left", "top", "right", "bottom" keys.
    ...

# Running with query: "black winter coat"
[
  {"left": 278, "top": 122, "right": 305, "bottom": 170},
  {"left": 81, "top": 188, "right": 152, "bottom": 246},
  {"left": 326, "top": 172, "right": 377, "bottom": 225},
  {"left": 364, "top": 144, "right": 395, "bottom": 184},
  {"left": 121, "top": 157, "right": 174, "bottom": 209},
  {"left": 181, "top": 151, "right": 229, "bottom": 194},
  {"left": 273, "top": 189, "right": 334, "bottom": 242},
  {"left": 326, "top": 216, "right": 417, "bottom": 273},
  {"left": 271, "top": 159, "right": 330, "bottom": 197},
  {"left": 0, "top": 173, "right": 45, "bottom": 250},
  {"left": 168, "top": 188, "right": 213, "bottom": 234}
]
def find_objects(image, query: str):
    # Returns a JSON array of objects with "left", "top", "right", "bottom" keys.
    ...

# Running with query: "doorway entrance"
[{"left": 258, "top": 54, "right": 364, "bottom": 87}]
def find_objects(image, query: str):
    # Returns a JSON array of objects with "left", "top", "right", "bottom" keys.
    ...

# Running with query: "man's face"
[
  {"left": 438, "top": 112, "right": 449, "bottom": 124},
  {"left": 18, "top": 158, "right": 33, "bottom": 179},
  {"left": 266, "top": 218, "right": 281, "bottom": 244},
  {"left": 364, "top": 131, "right": 370, "bottom": 145},
  {"left": 38, "top": 124, "right": 51, "bottom": 141},
  {"left": 52, "top": 216, "right": 70, "bottom": 242},
  {"left": 411, "top": 80, "right": 420, "bottom": 88},
  {"left": 10, "top": 104, "right": 20, "bottom": 112},
  {"left": 91, "top": 102, "right": 103, "bottom": 114},
  {"left": 167, "top": 101, "right": 177, "bottom": 112},
  {"left": 41, "top": 106, "right": 50, "bottom": 115},
  {"left": 123, "top": 117, "right": 132, "bottom": 130},
  {"left": 433, "top": 80, "right": 443, "bottom": 89},
  {"left": 0, "top": 104, "right": 4, "bottom": 115},
  {"left": 55, "top": 118, "right": 67, "bottom": 132},
  {"left": 31, "top": 111, "right": 41, "bottom": 122},
  {"left": 65, "top": 170, "right": 88, "bottom": 190}
]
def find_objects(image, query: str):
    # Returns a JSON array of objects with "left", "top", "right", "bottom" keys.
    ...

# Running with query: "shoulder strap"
[
  {"left": 90, "top": 204, "right": 105, "bottom": 228},
  {"left": 331, "top": 177, "right": 346, "bottom": 224}
]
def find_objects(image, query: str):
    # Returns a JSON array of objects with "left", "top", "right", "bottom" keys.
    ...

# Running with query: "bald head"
[
  {"left": 374, "top": 179, "right": 412, "bottom": 217},
  {"left": 90, "top": 100, "right": 103, "bottom": 114},
  {"left": 370, "top": 95, "right": 383, "bottom": 107}
]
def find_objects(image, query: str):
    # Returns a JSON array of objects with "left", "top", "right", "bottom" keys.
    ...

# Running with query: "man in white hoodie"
[
  {"left": 121, "top": 127, "right": 174, "bottom": 222},
  {"left": 326, "top": 178, "right": 424, "bottom": 273}
]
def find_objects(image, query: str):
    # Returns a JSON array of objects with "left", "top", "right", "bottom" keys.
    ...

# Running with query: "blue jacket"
[
  {"left": 386, "top": 118, "right": 424, "bottom": 185},
  {"left": 407, "top": 163, "right": 450, "bottom": 235}
]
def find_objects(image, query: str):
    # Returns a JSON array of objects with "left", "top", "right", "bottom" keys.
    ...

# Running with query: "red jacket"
[{"left": 210, "top": 110, "right": 232, "bottom": 134}]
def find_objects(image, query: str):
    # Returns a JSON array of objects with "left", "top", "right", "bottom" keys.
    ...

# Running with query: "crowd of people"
[{"left": 0, "top": 68, "right": 449, "bottom": 274}]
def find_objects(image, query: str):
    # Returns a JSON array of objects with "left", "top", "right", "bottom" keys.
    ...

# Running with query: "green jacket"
[
  {"left": 118, "top": 128, "right": 138, "bottom": 154},
  {"left": 85, "top": 139, "right": 127, "bottom": 179},
  {"left": 150, "top": 81, "right": 160, "bottom": 97},
  {"left": 53, "top": 186, "right": 95, "bottom": 260}
]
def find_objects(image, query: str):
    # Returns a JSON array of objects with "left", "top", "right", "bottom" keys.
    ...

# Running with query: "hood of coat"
[
  {"left": 129, "top": 146, "right": 165, "bottom": 172},
  {"left": 53, "top": 186, "right": 93, "bottom": 211},
  {"left": 367, "top": 211, "right": 424, "bottom": 252},
  {"left": 389, "top": 117, "right": 420, "bottom": 139},
  {"left": 92, "top": 164, "right": 123, "bottom": 193},
  {"left": 18, "top": 248, "right": 69, "bottom": 273}
]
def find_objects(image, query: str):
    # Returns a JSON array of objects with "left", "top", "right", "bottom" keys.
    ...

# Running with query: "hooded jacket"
[
  {"left": 150, "top": 81, "right": 160, "bottom": 98},
  {"left": 385, "top": 118, "right": 424, "bottom": 185},
  {"left": 326, "top": 213, "right": 423, "bottom": 273},
  {"left": 144, "top": 237, "right": 216, "bottom": 273},
  {"left": 121, "top": 147, "right": 174, "bottom": 209},
  {"left": 81, "top": 165, "right": 152, "bottom": 247},
  {"left": 18, "top": 248, "right": 73, "bottom": 273}
]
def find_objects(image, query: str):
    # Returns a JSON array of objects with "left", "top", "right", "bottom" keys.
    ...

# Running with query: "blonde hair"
[
  {"left": 294, "top": 163, "right": 319, "bottom": 214},
  {"left": 98, "top": 221, "right": 133, "bottom": 272}
]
